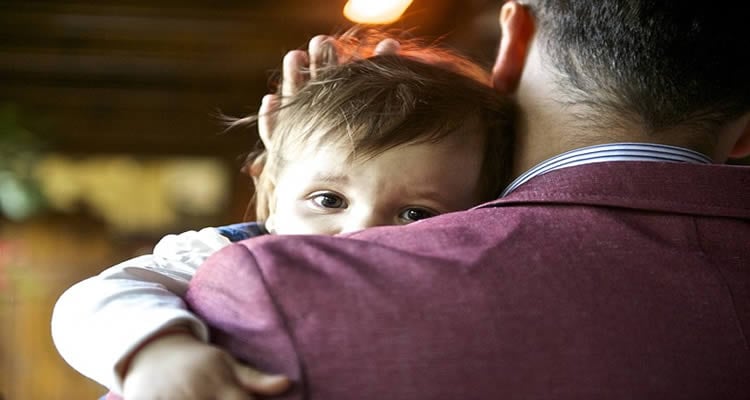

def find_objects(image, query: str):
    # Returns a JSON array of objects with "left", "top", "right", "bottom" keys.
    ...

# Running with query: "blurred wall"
[{"left": 0, "top": 1, "right": 491, "bottom": 398}]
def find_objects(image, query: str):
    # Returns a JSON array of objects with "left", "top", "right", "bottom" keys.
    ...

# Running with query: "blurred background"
[
  {"left": 0, "top": 0, "right": 502, "bottom": 398},
  {"left": 1, "top": 1, "right": 749, "bottom": 399}
]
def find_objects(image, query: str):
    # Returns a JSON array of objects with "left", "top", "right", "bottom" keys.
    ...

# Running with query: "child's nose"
[{"left": 339, "top": 212, "right": 391, "bottom": 234}]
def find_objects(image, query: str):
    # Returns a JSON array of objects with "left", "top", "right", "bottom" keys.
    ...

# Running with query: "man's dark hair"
[{"left": 527, "top": 0, "right": 749, "bottom": 137}]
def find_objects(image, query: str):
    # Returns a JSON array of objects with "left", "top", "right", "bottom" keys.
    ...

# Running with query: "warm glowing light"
[{"left": 343, "top": 0, "right": 414, "bottom": 24}]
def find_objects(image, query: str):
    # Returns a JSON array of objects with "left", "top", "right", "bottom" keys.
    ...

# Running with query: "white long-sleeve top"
[{"left": 51, "top": 226, "right": 244, "bottom": 393}]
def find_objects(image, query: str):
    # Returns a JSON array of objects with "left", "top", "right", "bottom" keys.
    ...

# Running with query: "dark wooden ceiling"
[{"left": 0, "top": 0, "right": 500, "bottom": 159}]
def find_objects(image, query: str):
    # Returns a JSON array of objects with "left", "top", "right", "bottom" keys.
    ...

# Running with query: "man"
[{"left": 64, "top": 1, "right": 750, "bottom": 398}]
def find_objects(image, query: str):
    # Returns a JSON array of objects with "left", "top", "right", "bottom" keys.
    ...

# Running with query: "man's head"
[
  {"left": 244, "top": 33, "right": 516, "bottom": 232},
  {"left": 493, "top": 0, "right": 750, "bottom": 170}
]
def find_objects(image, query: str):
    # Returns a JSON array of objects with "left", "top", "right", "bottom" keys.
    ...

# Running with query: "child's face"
[{"left": 268, "top": 131, "right": 485, "bottom": 235}]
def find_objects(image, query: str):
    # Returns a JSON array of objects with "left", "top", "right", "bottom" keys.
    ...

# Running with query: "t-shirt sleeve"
[{"left": 51, "top": 226, "right": 234, "bottom": 392}]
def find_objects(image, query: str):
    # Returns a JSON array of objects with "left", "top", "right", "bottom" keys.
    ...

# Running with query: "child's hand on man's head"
[{"left": 122, "top": 331, "right": 289, "bottom": 400}]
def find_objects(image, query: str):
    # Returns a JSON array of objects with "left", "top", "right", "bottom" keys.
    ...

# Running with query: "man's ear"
[
  {"left": 491, "top": 1, "right": 535, "bottom": 94},
  {"left": 729, "top": 117, "right": 750, "bottom": 158}
]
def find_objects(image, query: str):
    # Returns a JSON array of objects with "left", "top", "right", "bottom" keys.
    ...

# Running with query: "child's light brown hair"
[{"left": 238, "top": 29, "right": 516, "bottom": 221}]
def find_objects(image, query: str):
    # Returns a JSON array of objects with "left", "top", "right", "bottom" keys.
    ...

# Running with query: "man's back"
[{"left": 187, "top": 161, "right": 750, "bottom": 399}]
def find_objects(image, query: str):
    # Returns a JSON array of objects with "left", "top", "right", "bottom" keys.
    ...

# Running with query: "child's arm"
[
  {"left": 120, "top": 328, "right": 289, "bottom": 399},
  {"left": 51, "top": 227, "right": 252, "bottom": 393}
]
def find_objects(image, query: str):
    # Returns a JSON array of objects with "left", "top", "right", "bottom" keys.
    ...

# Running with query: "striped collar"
[{"left": 501, "top": 143, "right": 713, "bottom": 197}]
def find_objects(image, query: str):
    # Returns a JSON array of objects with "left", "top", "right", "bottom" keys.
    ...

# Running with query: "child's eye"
[
  {"left": 399, "top": 208, "right": 437, "bottom": 223},
  {"left": 310, "top": 192, "right": 347, "bottom": 209}
]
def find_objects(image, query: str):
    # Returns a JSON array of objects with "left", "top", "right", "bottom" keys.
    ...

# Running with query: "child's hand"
[
  {"left": 122, "top": 333, "right": 290, "bottom": 399},
  {"left": 258, "top": 35, "right": 400, "bottom": 137}
]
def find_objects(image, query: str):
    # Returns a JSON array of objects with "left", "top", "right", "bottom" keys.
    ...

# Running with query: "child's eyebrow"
[
  {"left": 406, "top": 188, "right": 457, "bottom": 206},
  {"left": 311, "top": 173, "right": 350, "bottom": 184}
]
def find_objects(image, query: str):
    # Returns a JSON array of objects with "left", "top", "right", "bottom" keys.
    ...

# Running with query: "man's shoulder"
[
  {"left": 189, "top": 162, "right": 750, "bottom": 399},
  {"left": 224, "top": 160, "right": 750, "bottom": 279}
]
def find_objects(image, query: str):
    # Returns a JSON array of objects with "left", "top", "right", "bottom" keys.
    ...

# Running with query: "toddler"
[{"left": 52, "top": 30, "right": 516, "bottom": 399}]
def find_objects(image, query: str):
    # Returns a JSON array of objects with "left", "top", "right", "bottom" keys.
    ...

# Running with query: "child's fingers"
[
  {"left": 308, "top": 34, "right": 337, "bottom": 79},
  {"left": 233, "top": 362, "right": 291, "bottom": 395},
  {"left": 257, "top": 94, "right": 279, "bottom": 145},
  {"left": 282, "top": 50, "right": 309, "bottom": 98},
  {"left": 374, "top": 38, "right": 401, "bottom": 55},
  {"left": 282, "top": 35, "right": 395, "bottom": 98}
]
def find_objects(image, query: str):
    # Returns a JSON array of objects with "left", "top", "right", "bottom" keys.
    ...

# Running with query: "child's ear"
[{"left": 247, "top": 153, "right": 267, "bottom": 182}]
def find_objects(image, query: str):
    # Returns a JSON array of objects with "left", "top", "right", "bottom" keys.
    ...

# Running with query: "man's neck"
[
  {"left": 511, "top": 124, "right": 715, "bottom": 179},
  {"left": 510, "top": 47, "right": 599, "bottom": 176},
  {"left": 509, "top": 44, "right": 726, "bottom": 178},
  {"left": 509, "top": 93, "right": 608, "bottom": 177},
  {"left": 510, "top": 76, "right": 720, "bottom": 177}
]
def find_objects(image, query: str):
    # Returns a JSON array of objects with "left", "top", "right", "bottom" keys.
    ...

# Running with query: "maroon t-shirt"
[{"left": 184, "top": 162, "right": 750, "bottom": 399}]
